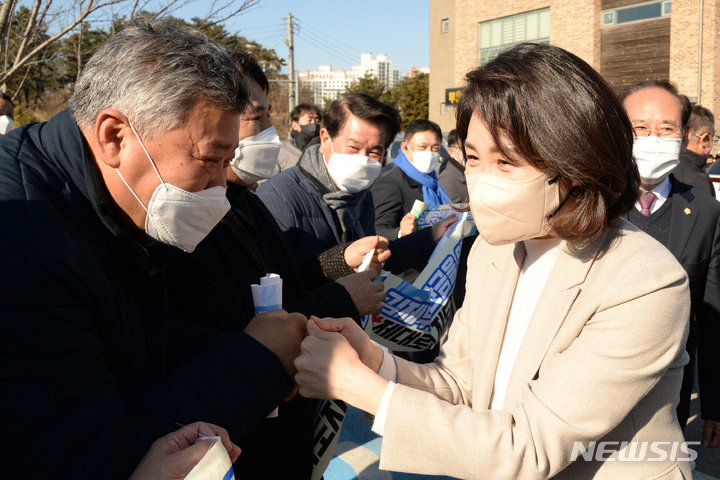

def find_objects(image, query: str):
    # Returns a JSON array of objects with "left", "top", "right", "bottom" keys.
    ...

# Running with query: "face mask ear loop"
[
  {"left": 115, "top": 168, "right": 149, "bottom": 213},
  {"left": 128, "top": 121, "right": 167, "bottom": 191},
  {"left": 324, "top": 136, "right": 335, "bottom": 163}
]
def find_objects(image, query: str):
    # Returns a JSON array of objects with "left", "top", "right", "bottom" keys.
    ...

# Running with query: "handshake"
[{"left": 244, "top": 312, "right": 386, "bottom": 406}]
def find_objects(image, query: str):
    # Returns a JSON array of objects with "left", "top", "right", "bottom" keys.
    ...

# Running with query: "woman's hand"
[
  {"left": 129, "top": 422, "right": 240, "bottom": 480},
  {"left": 309, "top": 316, "right": 384, "bottom": 372},
  {"left": 295, "top": 318, "right": 388, "bottom": 414}
]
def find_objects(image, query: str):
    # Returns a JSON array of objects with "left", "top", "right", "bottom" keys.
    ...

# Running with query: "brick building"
[{"left": 430, "top": 0, "right": 717, "bottom": 132}]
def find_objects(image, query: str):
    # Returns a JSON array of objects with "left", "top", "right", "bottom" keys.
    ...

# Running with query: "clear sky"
[{"left": 175, "top": 0, "right": 430, "bottom": 76}]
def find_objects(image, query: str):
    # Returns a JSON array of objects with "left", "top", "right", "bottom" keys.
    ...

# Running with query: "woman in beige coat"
[{"left": 294, "top": 43, "right": 692, "bottom": 480}]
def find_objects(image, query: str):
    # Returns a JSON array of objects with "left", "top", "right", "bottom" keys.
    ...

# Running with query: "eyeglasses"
[
  {"left": 632, "top": 125, "right": 682, "bottom": 140},
  {"left": 696, "top": 133, "right": 720, "bottom": 146}
]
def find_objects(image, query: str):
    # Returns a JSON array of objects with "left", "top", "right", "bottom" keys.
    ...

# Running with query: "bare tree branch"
[
  {"left": 0, "top": 0, "right": 266, "bottom": 88},
  {"left": 196, "top": 0, "right": 261, "bottom": 30},
  {"left": 12, "top": 0, "right": 42, "bottom": 65},
  {"left": 0, "top": 0, "right": 17, "bottom": 48}
]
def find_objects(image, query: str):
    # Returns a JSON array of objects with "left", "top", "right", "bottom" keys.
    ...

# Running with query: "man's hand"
[
  {"left": 702, "top": 419, "right": 720, "bottom": 448},
  {"left": 399, "top": 212, "right": 417, "bottom": 238},
  {"left": 129, "top": 422, "right": 240, "bottom": 480},
  {"left": 335, "top": 270, "right": 386, "bottom": 316},
  {"left": 308, "top": 316, "right": 383, "bottom": 373},
  {"left": 431, "top": 214, "right": 459, "bottom": 242},
  {"left": 344, "top": 235, "right": 391, "bottom": 272},
  {"left": 244, "top": 310, "right": 308, "bottom": 378}
]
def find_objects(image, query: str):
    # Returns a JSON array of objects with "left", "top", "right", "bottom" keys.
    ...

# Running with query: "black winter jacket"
[
  {"left": 673, "top": 149, "right": 716, "bottom": 198},
  {"left": 0, "top": 109, "right": 291, "bottom": 479}
]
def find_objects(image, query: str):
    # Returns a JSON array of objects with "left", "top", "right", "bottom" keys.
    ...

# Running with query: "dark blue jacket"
[
  {"left": 257, "top": 161, "right": 437, "bottom": 275},
  {"left": 0, "top": 109, "right": 292, "bottom": 479}
]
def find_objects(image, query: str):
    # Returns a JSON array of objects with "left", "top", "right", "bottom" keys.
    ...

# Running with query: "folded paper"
[{"left": 184, "top": 436, "right": 234, "bottom": 480}]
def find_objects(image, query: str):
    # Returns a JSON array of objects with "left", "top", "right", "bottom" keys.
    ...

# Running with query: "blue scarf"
[{"left": 393, "top": 150, "right": 452, "bottom": 205}]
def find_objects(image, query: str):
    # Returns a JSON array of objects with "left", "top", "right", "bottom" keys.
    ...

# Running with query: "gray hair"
[
  {"left": 69, "top": 17, "right": 249, "bottom": 139},
  {"left": 688, "top": 105, "right": 715, "bottom": 135}
]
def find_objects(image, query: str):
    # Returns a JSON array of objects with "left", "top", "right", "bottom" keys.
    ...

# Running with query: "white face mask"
[
  {"left": 116, "top": 122, "right": 231, "bottom": 253},
  {"left": 325, "top": 139, "right": 381, "bottom": 193},
  {"left": 467, "top": 172, "right": 560, "bottom": 246},
  {"left": 409, "top": 148, "right": 440, "bottom": 174},
  {"left": 230, "top": 125, "right": 282, "bottom": 185},
  {"left": 0, "top": 115, "right": 13, "bottom": 135},
  {"left": 633, "top": 136, "right": 681, "bottom": 185}
]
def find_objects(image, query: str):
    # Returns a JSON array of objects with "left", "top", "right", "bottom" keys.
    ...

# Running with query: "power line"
[
  {"left": 297, "top": 34, "right": 358, "bottom": 66},
  {"left": 293, "top": 16, "right": 361, "bottom": 55}
]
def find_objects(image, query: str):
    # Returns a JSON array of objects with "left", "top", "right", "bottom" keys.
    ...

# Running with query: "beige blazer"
[{"left": 380, "top": 219, "right": 692, "bottom": 480}]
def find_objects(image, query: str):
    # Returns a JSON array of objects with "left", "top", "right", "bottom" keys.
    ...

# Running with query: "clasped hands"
[
  {"left": 245, "top": 311, "right": 387, "bottom": 413},
  {"left": 294, "top": 316, "right": 389, "bottom": 414}
]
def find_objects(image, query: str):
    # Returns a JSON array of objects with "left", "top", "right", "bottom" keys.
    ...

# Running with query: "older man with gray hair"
[{"left": 0, "top": 18, "right": 307, "bottom": 478}]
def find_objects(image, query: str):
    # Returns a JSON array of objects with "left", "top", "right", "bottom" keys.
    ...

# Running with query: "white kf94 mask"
[
  {"left": 231, "top": 126, "right": 282, "bottom": 185},
  {"left": 325, "top": 140, "right": 381, "bottom": 193},
  {"left": 115, "top": 121, "right": 231, "bottom": 253}
]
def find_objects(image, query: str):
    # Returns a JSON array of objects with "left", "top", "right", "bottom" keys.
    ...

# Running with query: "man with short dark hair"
[
  {"left": 0, "top": 91, "right": 14, "bottom": 135},
  {"left": 258, "top": 94, "right": 454, "bottom": 278},
  {"left": 0, "top": 19, "right": 308, "bottom": 478},
  {"left": 372, "top": 119, "right": 451, "bottom": 243},
  {"left": 621, "top": 80, "right": 720, "bottom": 449},
  {"left": 438, "top": 128, "right": 468, "bottom": 203},
  {"left": 673, "top": 104, "right": 717, "bottom": 197}
]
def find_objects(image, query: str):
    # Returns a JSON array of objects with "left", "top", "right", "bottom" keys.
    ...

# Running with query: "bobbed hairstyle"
[
  {"left": 69, "top": 17, "right": 249, "bottom": 140},
  {"left": 323, "top": 93, "right": 401, "bottom": 150},
  {"left": 456, "top": 43, "right": 639, "bottom": 245}
]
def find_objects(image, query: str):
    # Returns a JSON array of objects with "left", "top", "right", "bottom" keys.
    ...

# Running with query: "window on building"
[
  {"left": 601, "top": 1, "right": 671, "bottom": 27},
  {"left": 441, "top": 103, "right": 448, "bottom": 116},
  {"left": 478, "top": 8, "right": 550, "bottom": 65},
  {"left": 441, "top": 18, "right": 449, "bottom": 34}
]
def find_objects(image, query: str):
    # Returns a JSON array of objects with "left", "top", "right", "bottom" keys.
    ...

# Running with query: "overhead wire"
[
  {"left": 295, "top": 28, "right": 359, "bottom": 66},
  {"left": 297, "top": 34, "right": 358, "bottom": 67}
]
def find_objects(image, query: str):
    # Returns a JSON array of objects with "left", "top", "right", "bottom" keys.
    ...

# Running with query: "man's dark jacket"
[
  {"left": 164, "top": 183, "right": 359, "bottom": 479},
  {"left": 438, "top": 157, "right": 468, "bottom": 204},
  {"left": 371, "top": 163, "right": 424, "bottom": 240},
  {"left": 626, "top": 175, "right": 720, "bottom": 424},
  {"left": 673, "top": 149, "right": 716, "bottom": 198},
  {"left": 257, "top": 161, "right": 436, "bottom": 274},
  {"left": 0, "top": 109, "right": 292, "bottom": 479}
]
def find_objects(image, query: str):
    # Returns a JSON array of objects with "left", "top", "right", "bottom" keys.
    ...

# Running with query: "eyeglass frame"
[{"left": 632, "top": 124, "right": 684, "bottom": 141}]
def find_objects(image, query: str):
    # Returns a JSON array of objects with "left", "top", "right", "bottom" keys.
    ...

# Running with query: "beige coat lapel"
[
  {"left": 472, "top": 242, "right": 526, "bottom": 407},
  {"left": 502, "top": 237, "right": 604, "bottom": 412}
]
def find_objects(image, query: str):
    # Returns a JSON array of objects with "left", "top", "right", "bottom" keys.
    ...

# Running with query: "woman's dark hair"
[
  {"left": 456, "top": 43, "right": 639, "bottom": 245},
  {"left": 324, "top": 93, "right": 401, "bottom": 149},
  {"left": 618, "top": 80, "right": 691, "bottom": 128},
  {"left": 229, "top": 51, "right": 269, "bottom": 94}
]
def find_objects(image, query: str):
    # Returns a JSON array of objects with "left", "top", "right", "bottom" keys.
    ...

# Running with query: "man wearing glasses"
[
  {"left": 620, "top": 80, "right": 720, "bottom": 450},
  {"left": 674, "top": 105, "right": 717, "bottom": 198}
]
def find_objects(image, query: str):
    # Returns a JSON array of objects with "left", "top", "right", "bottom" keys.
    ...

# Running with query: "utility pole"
[{"left": 284, "top": 13, "right": 295, "bottom": 115}]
